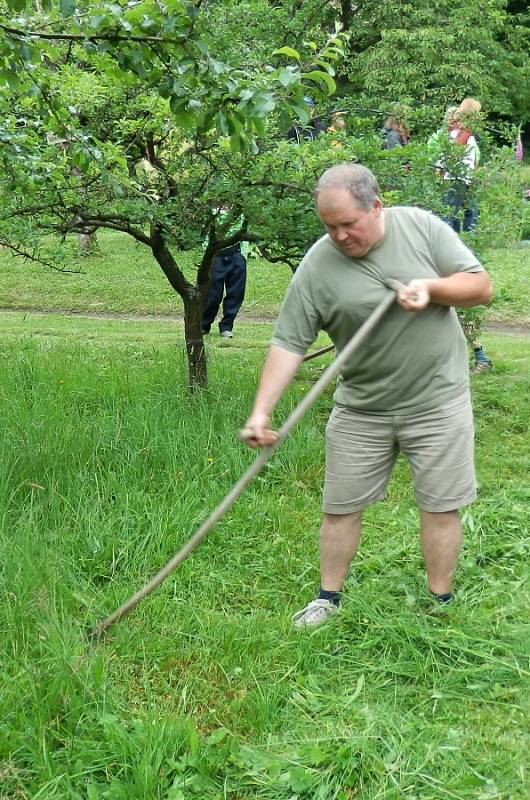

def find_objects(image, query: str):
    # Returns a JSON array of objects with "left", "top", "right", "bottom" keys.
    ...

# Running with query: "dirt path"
[
  {"left": 0, "top": 306, "right": 529, "bottom": 335},
  {"left": 481, "top": 321, "right": 530, "bottom": 336}
]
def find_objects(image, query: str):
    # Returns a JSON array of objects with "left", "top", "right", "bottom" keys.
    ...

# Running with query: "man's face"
[{"left": 317, "top": 188, "right": 384, "bottom": 258}]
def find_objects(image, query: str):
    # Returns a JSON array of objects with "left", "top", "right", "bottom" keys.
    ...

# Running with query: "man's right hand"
[
  {"left": 239, "top": 412, "right": 278, "bottom": 449},
  {"left": 239, "top": 345, "right": 303, "bottom": 448}
]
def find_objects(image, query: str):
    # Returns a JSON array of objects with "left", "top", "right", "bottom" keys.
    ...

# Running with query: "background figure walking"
[
  {"left": 202, "top": 242, "right": 248, "bottom": 339},
  {"left": 429, "top": 101, "right": 493, "bottom": 372},
  {"left": 443, "top": 98, "right": 481, "bottom": 233}
]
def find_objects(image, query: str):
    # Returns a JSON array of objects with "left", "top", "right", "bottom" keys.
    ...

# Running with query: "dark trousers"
[
  {"left": 202, "top": 249, "right": 247, "bottom": 334},
  {"left": 443, "top": 183, "right": 479, "bottom": 233}
]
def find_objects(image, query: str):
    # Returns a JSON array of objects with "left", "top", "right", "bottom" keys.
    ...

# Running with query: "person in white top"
[
  {"left": 442, "top": 98, "right": 482, "bottom": 233},
  {"left": 441, "top": 99, "right": 493, "bottom": 372}
]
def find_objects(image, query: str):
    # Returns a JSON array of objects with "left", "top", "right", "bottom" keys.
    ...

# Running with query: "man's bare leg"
[
  {"left": 420, "top": 509, "right": 462, "bottom": 595},
  {"left": 320, "top": 511, "right": 362, "bottom": 591}
]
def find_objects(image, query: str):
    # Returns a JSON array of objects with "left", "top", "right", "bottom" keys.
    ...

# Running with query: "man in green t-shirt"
[{"left": 241, "top": 163, "right": 493, "bottom": 628}]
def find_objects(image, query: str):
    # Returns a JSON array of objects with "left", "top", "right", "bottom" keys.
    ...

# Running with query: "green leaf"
[
  {"left": 350, "top": 672, "right": 365, "bottom": 701},
  {"left": 209, "top": 59, "right": 226, "bottom": 76},
  {"left": 86, "top": 784, "right": 100, "bottom": 800},
  {"left": 70, "top": 144, "right": 91, "bottom": 171},
  {"left": 253, "top": 116, "right": 266, "bottom": 138},
  {"left": 229, "top": 132, "right": 243, "bottom": 153},
  {"left": 19, "top": 43, "right": 34, "bottom": 62},
  {"left": 272, "top": 46, "right": 301, "bottom": 60},
  {"left": 291, "top": 103, "right": 310, "bottom": 126},
  {"left": 60, "top": 0, "right": 76, "bottom": 16},
  {"left": 158, "top": 77, "right": 174, "bottom": 99},
  {"left": 278, "top": 67, "right": 299, "bottom": 88},
  {"left": 89, "top": 14, "right": 106, "bottom": 28},
  {"left": 227, "top": 113, "right": 244, "bottom": 135},
  {"left": 169, "top": 95, "right": 187, "bottom": 114},
  {"left": 206, "top": 727, "right": 230, "bottom": 745},
  {"left": 253, "top": 93, "right": 275, "bottom": 116},
  {"left": 302, "top": 69, "right": 336, "bottom": 95},
  {"left": 188, "top": 724, "right": 199, "bottom": 758},
  {"left": 172, "top": 109, "right": 195, "bottom": 130},
  {"left": 288, "top": 766, "right": 314, "bottom": 793},
  {"left": 0, "top": 68, "right": 19, "bottom": 88},
  {"left": 216, "top": 111, "right": 229, "bottom": 136},
  {"left": 315, "top": 61, "right": 336, "bottom": 75}
]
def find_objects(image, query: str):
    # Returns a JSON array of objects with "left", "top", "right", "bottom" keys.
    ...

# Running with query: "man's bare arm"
[
  {"left": 398, "top": 271, "right": 493, "bottom": 311},
  {"left": 241, "top": 345, "right": 304, "bottom": 448}
]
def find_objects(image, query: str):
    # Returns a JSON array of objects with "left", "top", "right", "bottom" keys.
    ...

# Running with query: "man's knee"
[
  {"left": 322, "top": 510, "right": 363, "bottom": 528},
  {"left": 420, "top": 509, "right": 461, "bottom": 528}
]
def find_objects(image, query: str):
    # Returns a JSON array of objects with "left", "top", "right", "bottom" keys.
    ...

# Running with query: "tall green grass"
[{"left": 1, "top": 320, "right": 529, "bottom": 798}]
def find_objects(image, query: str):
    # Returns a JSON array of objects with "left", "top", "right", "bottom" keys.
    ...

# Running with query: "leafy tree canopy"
[
  {"left": 0, "top": 0, "right": 345, "bottom": 149},
  {"left": 0, "top": 0, "right": 349, "bottom": 387},
  {"left": 199, "top": 0, "right": 530, "bottom": 133},
  {"left": 0, "top": 0, "right": 525, "bottom": 391}
]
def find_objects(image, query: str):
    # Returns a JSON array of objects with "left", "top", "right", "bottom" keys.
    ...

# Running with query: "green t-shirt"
[{"left": 272, "top": 206, "right": 484, "bottom": 415}]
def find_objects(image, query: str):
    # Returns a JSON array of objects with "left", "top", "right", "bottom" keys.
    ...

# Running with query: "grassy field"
[
  {"left": 1, "top": 229, "right": 529, "bottom": 324},
  {"left": 0, "top": 233, "right": 529, "bottom": 798},
  {"left": 0, "top": 315, "right": 529, "bottom": 799},
  {"left": 0, "top": 233, "right": 292, "bottom": 318}
]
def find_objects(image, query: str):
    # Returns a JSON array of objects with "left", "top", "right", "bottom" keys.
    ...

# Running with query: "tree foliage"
[
  {"left": 346, "top": 0, "right": 530, "bottom": 130},
  {"left": 0, "top": 0, "right": 348, "bottom": 388},
  {"left": 0, "top": 0, "right": 526, "bottom": 392},
  {"left": 0, "top": 0, "right": 346, "bottom": 148},
  {"left": 200, "top": 0, "right": 530, "bottom": 133}
]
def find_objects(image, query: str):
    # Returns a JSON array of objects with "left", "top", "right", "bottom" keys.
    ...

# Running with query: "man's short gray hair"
[{"left": 314, "top": 163, "right": 380, "bottom": 210}]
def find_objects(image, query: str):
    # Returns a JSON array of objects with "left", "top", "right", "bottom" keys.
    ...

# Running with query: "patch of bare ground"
[{"left": 0, "top": 308, "right": 529, "bottom": 335}]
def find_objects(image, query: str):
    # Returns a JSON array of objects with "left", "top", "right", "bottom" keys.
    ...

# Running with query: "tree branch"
[
  {"left": 150, "top": 223, "right": 193, "bottom": 298},
  {"left": 0, "top": 24, "right": 190, "bottom": 46},
  {"left": 62, "top": 216, "right": 153, "bottom": 246},
  {"left": 0, "top": 238, "right": 82, "bottom": 273}
]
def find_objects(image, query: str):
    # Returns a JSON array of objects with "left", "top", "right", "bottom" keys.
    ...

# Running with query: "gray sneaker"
[
  {"left": 292, "top": 598, "right": 339, "bottom": 629},
  {"left": 220, "top": 330, "right": 233, "bottom": 338},
  {"left": 471, "top": 360, "right": 492, "bottom": 374}
]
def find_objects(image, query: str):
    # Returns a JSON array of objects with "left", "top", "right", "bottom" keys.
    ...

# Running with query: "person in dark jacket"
[
  {"left": 287, "top": 96, "right": 327, "bottom": 143},
  {"left": 383, "top": 116, "right": 409, "bottom": 149}
]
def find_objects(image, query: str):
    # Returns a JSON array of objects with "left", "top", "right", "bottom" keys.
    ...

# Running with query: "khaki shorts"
[{"left": 324, "top": 392, "right": 476, "bottom": 514}]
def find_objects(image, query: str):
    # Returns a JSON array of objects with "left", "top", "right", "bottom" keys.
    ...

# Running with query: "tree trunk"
[
  {"left": 149, "top": 223, "right": 209, "bottom": 391},
  {"left": 78, "top": 230, "right": 98, "bottom": 253},
  {"left": 339, "top": 0, "right": 353, "bottom": 30},
  {"left": 183, "top": 290, "right": 207, "bottom": 390}
]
